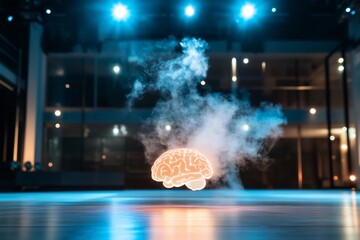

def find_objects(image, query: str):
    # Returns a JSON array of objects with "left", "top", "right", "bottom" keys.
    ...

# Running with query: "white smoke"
[{"left": 128, "top": 38, "right": 286, "bottom": 185}]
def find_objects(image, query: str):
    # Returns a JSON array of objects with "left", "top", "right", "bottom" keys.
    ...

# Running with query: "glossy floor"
[{"left": 0, "top": 190, "right": 359, "bottom": 240}]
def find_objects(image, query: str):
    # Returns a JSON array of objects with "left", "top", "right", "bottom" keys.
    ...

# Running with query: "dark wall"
[{"left": 0, "top": 85, "right": 16, "bottom": 163}]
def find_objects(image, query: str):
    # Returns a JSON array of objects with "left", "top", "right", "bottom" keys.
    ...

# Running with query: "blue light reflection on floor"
[
  {"left": 0, "top": 190, "right": 359, "bottom": 240},
  {"left": 0, "top": 190, "right": 358, "bottom": 203}
]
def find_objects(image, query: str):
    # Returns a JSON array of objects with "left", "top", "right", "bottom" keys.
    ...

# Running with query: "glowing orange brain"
[{"left": 151, "top": 148, "right": 213, "bottom": 191}]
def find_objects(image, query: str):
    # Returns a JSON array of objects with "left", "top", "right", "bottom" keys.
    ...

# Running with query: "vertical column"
[
  {"left": 351, "top": 46, "right": 360, "bottom": 189},
  {"left": 295, "top": 59, "right": 303, "bottom": 189},
  {"left": 349, "top": 15, "right": 360, "bottom": 189},
  {"left": 231, "top": 57, "right": 237, "bottom": 96},
  {"left": 13, "top": 49, "right": 22, "bottom": 162},
  {"left": 23, "top": 23, "right": 46, "bottom": 167}
]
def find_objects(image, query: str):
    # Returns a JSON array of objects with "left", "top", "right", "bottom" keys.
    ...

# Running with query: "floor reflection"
[
  {"left": 342, "top": 190, "right": 359, "bottom": 240},
  {"left": 0, "top": 190, "right": 359, "bottom": 240},
  {"left": 139, "top": 206, "right": 215, "bottom": 240}
]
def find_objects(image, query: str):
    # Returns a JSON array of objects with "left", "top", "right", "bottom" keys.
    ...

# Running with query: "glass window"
[
  {"left": 42, "top": 46, "right": 355, "bottom": 189},
  {"left": 97, "top": 56, "right": 131, "bottom": 107},
  {"left": 44, "top": 123, "right": 147, "bottom": 172},
  {"left": 47, "top": 56, "right": 94, "bottom": 107}
]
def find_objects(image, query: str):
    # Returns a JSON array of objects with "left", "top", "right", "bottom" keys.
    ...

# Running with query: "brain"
[{"left": 151, "top": 148, "right": 213, "bottom": 191}]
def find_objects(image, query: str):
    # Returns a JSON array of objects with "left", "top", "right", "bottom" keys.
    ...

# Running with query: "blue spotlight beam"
[
  {"left": 185, "top": 5, "right": 195, "bottom": 17},
  {"left": 112, "top": 3, "right": 130, "bottom": 21},
  {"left": 240, "top": 3, "right": 256, "bottom": 20}
]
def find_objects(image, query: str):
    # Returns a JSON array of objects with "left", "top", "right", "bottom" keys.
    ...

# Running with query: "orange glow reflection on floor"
[
  {"left": 148, "top": 206, "right": 215, "bottom": 240},
  {"left": 151, "top": 148, "right": 213, "bottom": 191}
]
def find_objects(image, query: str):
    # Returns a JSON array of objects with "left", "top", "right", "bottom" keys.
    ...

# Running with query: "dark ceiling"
[{"left": 0, "top": 0, "right": 359, "bottom": 52}]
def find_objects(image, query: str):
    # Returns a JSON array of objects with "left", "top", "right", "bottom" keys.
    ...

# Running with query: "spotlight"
[
  {"left": 46, "top": 9, "right": 51, "bottom": 14},
  {"left": 333, "top": 175, "right": 339, "bottom": 181},
  {"left": 342, "top": 126, "right": 347, "bottom": 132},
  {"left": 330, "top": 135, "right": 335, "bottom": 141},
  {"left": 112, "top": 3, "right": 130, "bottom": 21},
  {"left": 271, "top": 7, "right": 276, "bottom": 13},
  {"left": 309, "top": 108, "right": 316, "bottom": 114},
  {"left": 24, "top": 161, "right": 32, "bottom": 172},
  {"left": 338, "top": 65, "right": 344, "bottom": 72},
  {"left": 9, "top": 161, "right": 20, "bottom": 171},
  {"left": 113, "top": 65, "right": 121, "bottom": 74},
  {"left": 240, "top": 3, "right": 256, "bottom": 20},
  {"left": 242, "top": 124, "right": 250, "bottom": 131},
  {"left": 55, "top": 123, "right": 61, "bottom": 128},
  {"left": 120, "top": 125, "right": 128, "bottom": 136},
  {"left": 200, "top": 80, "right": 206, "bottom": 86},
  {"left": 54, "top": 110, "right": 61, "bottom": 117},
  {"left": 341, "top": 144, "right": 348, "bottom": 150},
  {"left": 345, "top": 7, "right": 351, "bottom": 13},
  {"left": 65, "top": 84, "right": 70, "bottom": 89},
  {"left": 338, "top": 58, "right": 344, "bottom": 63},
  {"left": 261, "top": 61, "right": 266, "bottom": 71},
  {"left": 232, "top": 76, "right": 237, "bottom": 82},
  {"left": 113, "top": 125, "right": 119, "bottom": 136},
  {"left": 48, "top": 162, "right": 54, "bottom": 168},
  {"left": 165, "top": 125, "right": 171, "bottom": 131},
  {"left": 34, "top": 162, "right": 41, "bottom": 171},
  {"left": 7, "top": 15, "right": 13, "bottom": 22},
  {"left": 243, "top": 58, "right": 249, "bottom": 64},
  {"left": 185, "top": 5, "right": 195, "bottom": 17},
  {"left": 349, "top": 175, "right": 357, "bottom": 182}
]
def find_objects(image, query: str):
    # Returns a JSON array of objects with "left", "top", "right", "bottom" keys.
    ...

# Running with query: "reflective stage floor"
[{"left": 0, "top": 190, "right": 359, "bottom": 240}]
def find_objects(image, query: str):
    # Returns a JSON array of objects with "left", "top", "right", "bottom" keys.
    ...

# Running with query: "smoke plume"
[{"left": 128, "top": 38, "right": 286, "bottom": 185}]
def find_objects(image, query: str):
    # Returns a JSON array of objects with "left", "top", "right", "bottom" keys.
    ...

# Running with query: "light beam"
[
  {"left": 112, "top": 3, "right": 130, "bottom": 21},
  {"left": 240, "top": 3, "right": 256, "bottom": 20},
  {"left": 185, "top": 5, "right": 195, "bottom": 17}
]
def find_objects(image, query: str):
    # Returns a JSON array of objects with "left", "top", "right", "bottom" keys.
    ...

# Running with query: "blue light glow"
[
  {"left": 240, "top": 3, "right": 256, "bottom": 20},
  {"left": 351, "top": 10, "right": 356, "bottom": 15},
  {"left": 7, "top": 15, "right": 13, "bottom": 22},
  {"left": 185, "top": 5, "right": 195, "bottom": 17},
  {"left": 0, "top": 190, "right": 358, "bottom": 240},
  {"left": 271, "top": 7, "right": 276, "bottom": 13},
  {"left": 113, "top": 125, "right": 119, "bottom": 135},
  {"left": 0, "top": 190, "right": 358, "bottom": 204},
  {"left": 113, "top": 65, "right": 121, "bottom": 74},
  {"left": 112, "top": 3, "right": 130, "bottom": 21},
  {"left": 46, "top": 9, "right": 51, "bottom": 14}
]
